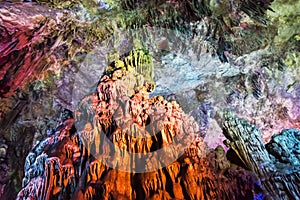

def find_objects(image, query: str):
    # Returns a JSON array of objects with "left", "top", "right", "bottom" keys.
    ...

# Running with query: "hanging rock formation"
[
  {"left": 2, "top": 1, "right": 300, "bottom": 199},
  {"left": 223, "top": 112, "right": 300, "bottom": 200},
  {"left": 17, "top": 59, "right": 264, "bottom": 200}
]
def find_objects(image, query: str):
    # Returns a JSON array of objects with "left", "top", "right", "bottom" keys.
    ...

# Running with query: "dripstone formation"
[
  {"left": 223, "top": 113, "right": 300, "bottom": 200},
  {"left": 1, "top": 1, "right": 300, "bottom": 200},
  {"left": 17, "top": 61, "right": 265, "bottom": 200}
]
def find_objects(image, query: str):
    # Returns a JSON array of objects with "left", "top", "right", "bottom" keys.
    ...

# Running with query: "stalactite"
[{"left": 15, "top": 58, "right": 272, "bottom": 200}]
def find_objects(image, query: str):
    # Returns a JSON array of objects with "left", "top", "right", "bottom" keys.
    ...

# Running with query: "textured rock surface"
[
  {"left": 16, "top": 62, "right": 264, "bottom": 200},
  {"left": 1, "top": 0, "right": 300, "bottom": 199},
  {"left": 151, "top": 48, "right": 300, "bottom": 150},
  {"left": 0, "top": 4, "right": 83, "bottom": 197},
  {"left": 223, "top": 113, "right": 300, "bottom": 200},
  {"left": 0, "top": 3, "right": 75, "bottom": 97},
  {"left": 266, "top": 129, "right": 300, "bottom": 166},
  {"left": 0, "top": 138, "right": 8, "bottom": 198},
  {"left": 0, "top": 2, "right": 115, "bottom": 197}
]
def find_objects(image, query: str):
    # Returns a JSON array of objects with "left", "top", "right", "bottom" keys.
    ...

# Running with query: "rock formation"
[
  {"left": 0, "top": 139, "right": 8, "bottom": 198},
  {"left": 1, "top": 0, "right": 300, "bottom": 199},
  {"left": 223, "top": 112, "right": 300, "bottom": 200},
  {"left": 266, "top": 129, "right": 300, "bottom": 166},
  {"left": 17, "top": 59, "right": 264, "bottom": 200}
]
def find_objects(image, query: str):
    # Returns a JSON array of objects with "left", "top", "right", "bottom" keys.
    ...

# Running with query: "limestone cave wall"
[{"left": 0, "top": 0, "right": 300, "bottom": 199}]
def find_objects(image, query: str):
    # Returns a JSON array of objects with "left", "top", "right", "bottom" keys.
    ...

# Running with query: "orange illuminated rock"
[{"left": 17, "top": 61, "right": 263, "bottom": 200}]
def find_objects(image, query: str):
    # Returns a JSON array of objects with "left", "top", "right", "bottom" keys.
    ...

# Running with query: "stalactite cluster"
[
  {"left": 222, "top": 112, "right": 300, "bottom": 199},
  {"left": 1, "top": 0, "right": 299, "bottom": 199},
  {"left": 17, "top": 60, "right": 265, "bottom": 200}
]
